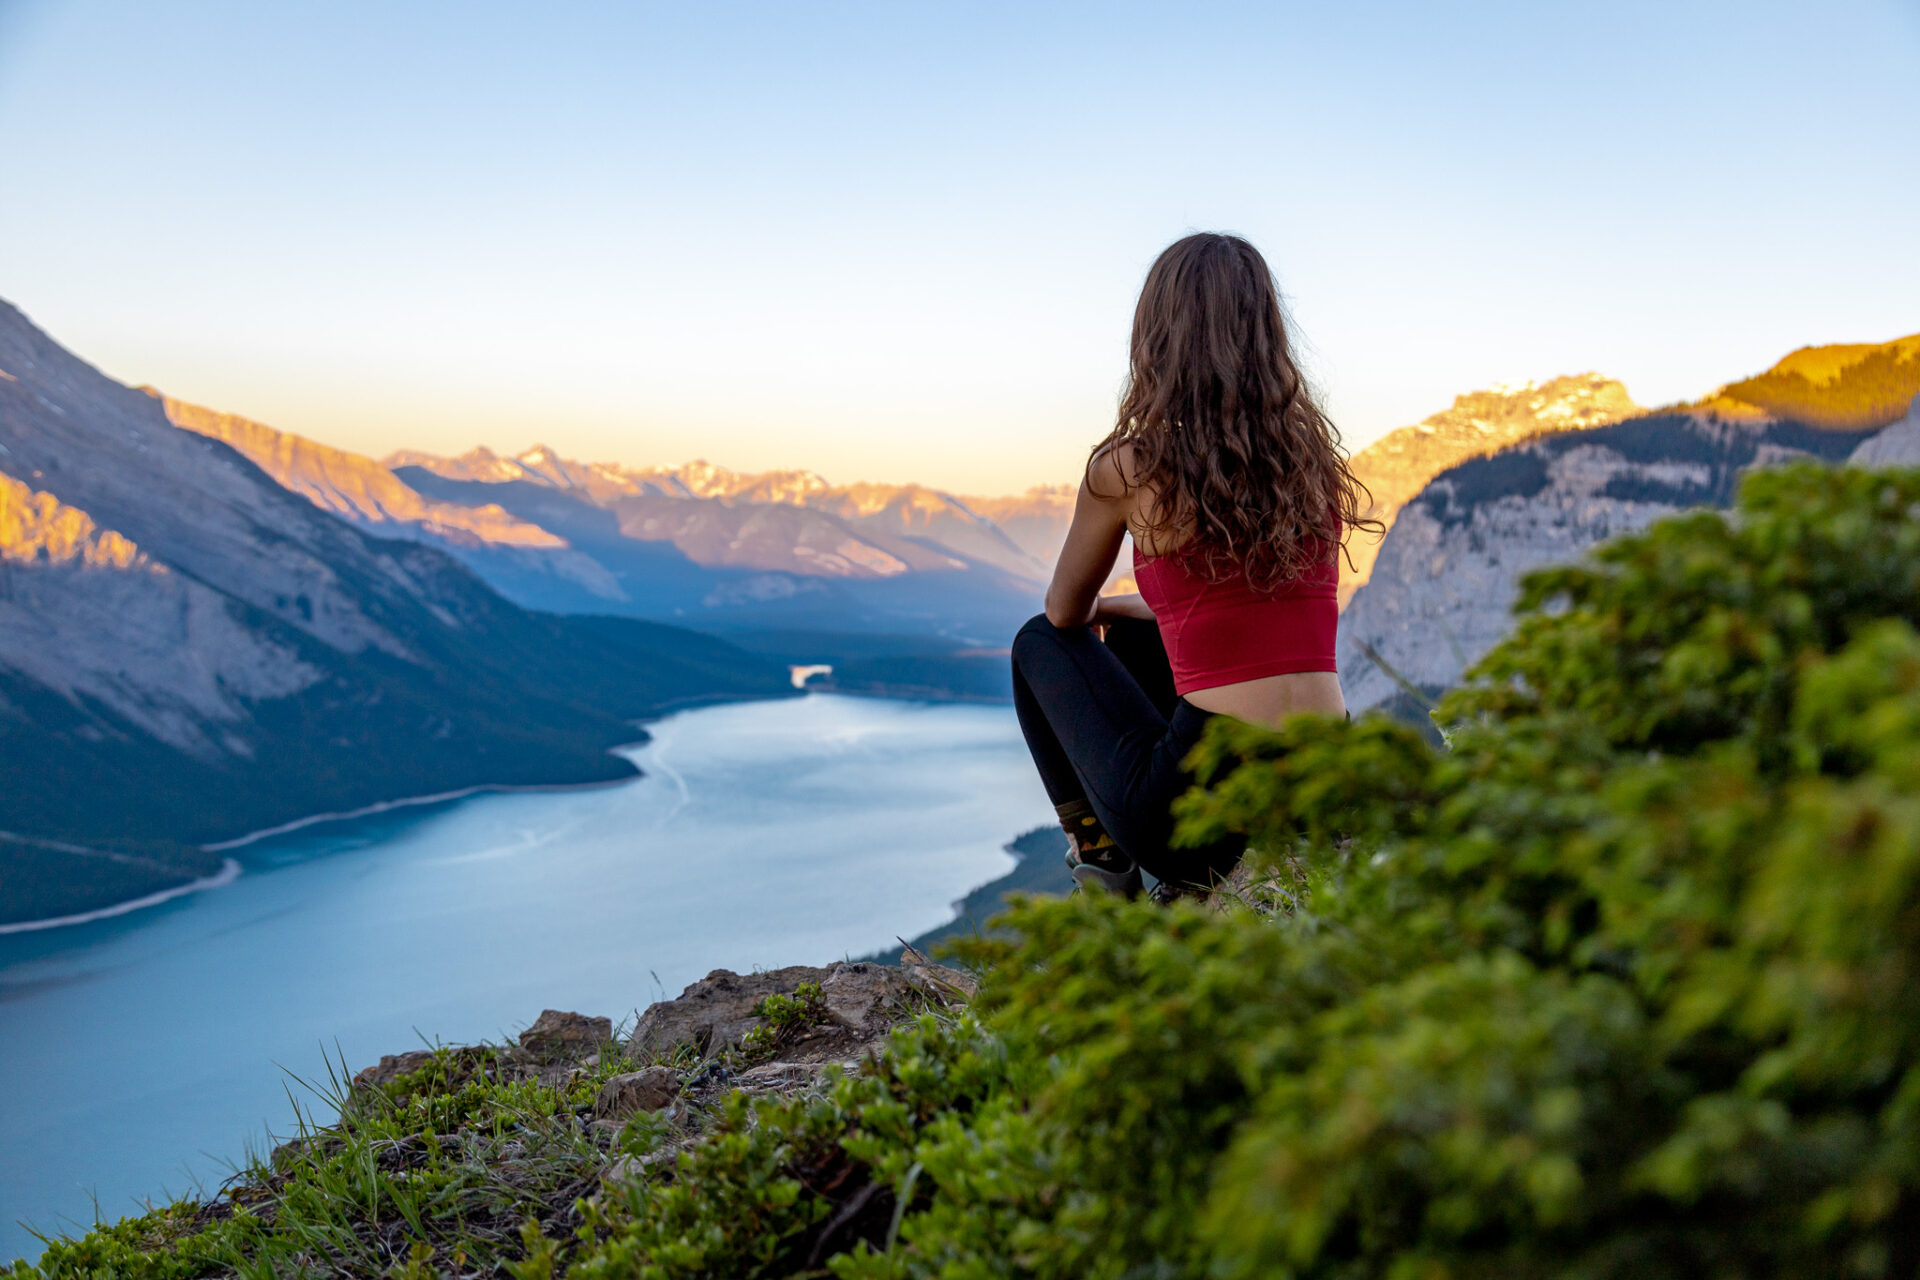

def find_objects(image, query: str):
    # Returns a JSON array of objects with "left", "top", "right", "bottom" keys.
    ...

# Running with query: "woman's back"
[{"left": 1117, "top": 462, "right": 1346, "bottom": 723}]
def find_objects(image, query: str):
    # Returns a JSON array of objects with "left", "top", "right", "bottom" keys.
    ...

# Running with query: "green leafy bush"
[{"left": 738, "top": 981, "right": 829, "bottom": 1062}]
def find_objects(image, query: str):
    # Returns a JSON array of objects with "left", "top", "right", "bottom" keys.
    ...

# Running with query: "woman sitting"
[{"left": 1012, "top": 232, "right": 1376, "bottom": 901}]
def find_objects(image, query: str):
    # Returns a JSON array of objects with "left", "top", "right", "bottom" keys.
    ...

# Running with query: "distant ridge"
[
  {"left": 382, "top": 443, "right": 1048, "bottom": 637},
  {"left": 1702, "top": 332, "right": 1920, "bottom": 430}
]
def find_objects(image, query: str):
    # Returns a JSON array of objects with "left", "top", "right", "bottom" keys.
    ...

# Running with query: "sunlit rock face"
[
  {"left": 162, "top": 399, "right": 563, "bottom": 547},
  {"left": 1341, "top": 374, "right": 1643, "bottom": 605},
  {"left": 0, "top": 473, "right": 146, "bottom": 569},
  {"left": 0, "top": 471, "right": 319, "bottom": 753}
]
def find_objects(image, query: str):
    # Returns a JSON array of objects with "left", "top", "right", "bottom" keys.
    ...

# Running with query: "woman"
[{"left": 1011, "top": 232, "right": 1378, "bottom": 902}]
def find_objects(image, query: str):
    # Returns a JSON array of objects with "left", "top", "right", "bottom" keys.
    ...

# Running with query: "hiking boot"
[
  {"left": 1067, "top": 844, "right": 1144, "bottom": 898},
  {"left": 1055, "top": 800, "right": 1142, "bottom": 899}
]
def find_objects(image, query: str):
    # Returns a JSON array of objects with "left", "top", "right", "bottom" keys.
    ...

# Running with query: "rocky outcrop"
[
  {"left": 351, "top": 1049, "right": 440, "bottom": 1090},
  {"left": 519, "top": 1009, "right": 615, "bottom": 1057},
  {"left": 594, "top": 1066, "right": 682, "bottom": 1120},
  {"left": 1341, "top": 375, "right": 1641, "bottom": 604},
  {"left": 1849, "top": 396, "right": 1920, "bottom": 468},
  {"left": 341, "top": 958, "right": 978, "bottom": 1195},
  {"left": 628, "top": 961, "right": 917, "bottom": 1060},
  {"left": 1339, "top": 410, "right": 1878, "bottom": 712}
]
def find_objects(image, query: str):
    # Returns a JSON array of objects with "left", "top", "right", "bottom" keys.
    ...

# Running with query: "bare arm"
[{"left": 1044, "top": 449, "right": 1136, "bottom": 628}]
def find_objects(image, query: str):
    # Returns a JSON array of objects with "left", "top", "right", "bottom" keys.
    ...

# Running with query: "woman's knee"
[{"left": 1013, "top": 613, "right": 1066, "bottom": 663}]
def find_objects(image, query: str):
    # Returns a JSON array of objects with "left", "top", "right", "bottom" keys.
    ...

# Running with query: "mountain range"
[
  {"left": 0, "top": 300, "right": 793, "bottom": 927},
  {"left": 372, "top": 444, "right": 1051, "bottom": 637}
]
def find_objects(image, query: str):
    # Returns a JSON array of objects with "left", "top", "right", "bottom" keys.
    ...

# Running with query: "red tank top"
[{"left": 1132, "top": 533, "right": 1339, "bottom": 696}]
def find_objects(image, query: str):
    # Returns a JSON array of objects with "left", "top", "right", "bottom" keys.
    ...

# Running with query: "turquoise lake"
[{"left": 0, "top": 694, "right": 1052, "bottom": 1263}]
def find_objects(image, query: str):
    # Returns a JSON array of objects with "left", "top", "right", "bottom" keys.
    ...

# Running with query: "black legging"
[{"left": 1010, "top": 614, "right": 1245, "bottom": 887}]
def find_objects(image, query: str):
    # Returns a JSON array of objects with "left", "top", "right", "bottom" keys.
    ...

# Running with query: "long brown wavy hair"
[{"left": 1093, "top": 232, "right": 1379, "bottom": 588}]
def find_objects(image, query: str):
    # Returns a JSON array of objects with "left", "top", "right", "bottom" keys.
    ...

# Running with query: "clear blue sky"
[{"left": 1, "top": 1, "right": 1915, "bottom": 494}]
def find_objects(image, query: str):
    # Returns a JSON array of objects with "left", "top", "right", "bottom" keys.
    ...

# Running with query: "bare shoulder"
[{"left": 1084, "top": 441, "right": 1141, "bottom": 504}]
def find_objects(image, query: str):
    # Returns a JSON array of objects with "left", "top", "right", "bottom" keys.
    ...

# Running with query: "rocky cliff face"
[
  {"left": 1338, "top": 335, "right": 1920, "bottom": 716},
  {"left": 0, "top": 298, "right": 789, "bottom": 925},
  {"left": 1340, "top": 413, "right": 1888, "bottom": 712},
  {"left": 1341, "top": 374, "right": 1642, "bottom": 604}
]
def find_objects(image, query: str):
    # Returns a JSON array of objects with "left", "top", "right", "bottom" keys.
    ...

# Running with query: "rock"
[
  {"left": 352, "top": 1049, "right": 435, "bottom": 1089},
  {"left": 819, "top": 962, "right": 911, "bottom": 1038},
  {"left": 733, "top": 1061, "right": 832, "bottom": 1093},
  {"left": 628, "top": 962, "right": 912, "bottom": 1059},
  {"left": 1850, "top": 397, "right": 1920, "bottom": 467},
  {"left": 595, "top": 1066, "right": 682, "bottom": 1120},
  {"left": 518, "top": 1009, "right": 612, "bottom": 1057},
  {"left": 899, "top": 945, "right": 979, "bottom": 1003}
]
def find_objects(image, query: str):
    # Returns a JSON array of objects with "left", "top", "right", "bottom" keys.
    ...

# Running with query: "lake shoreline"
[
  {"left": 0, "top": 858, "right": 244, "bottom": 936},
  {"left": 0, "top": 686, "right": 1015, "bottom": 938},
  {"left": 3, "top": 689, "right": 803, "bottom": 935}
]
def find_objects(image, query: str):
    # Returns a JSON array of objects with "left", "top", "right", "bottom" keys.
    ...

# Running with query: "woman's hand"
[{"left": 1091, "top": 593, "right": 1155, "bottom": 625}]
